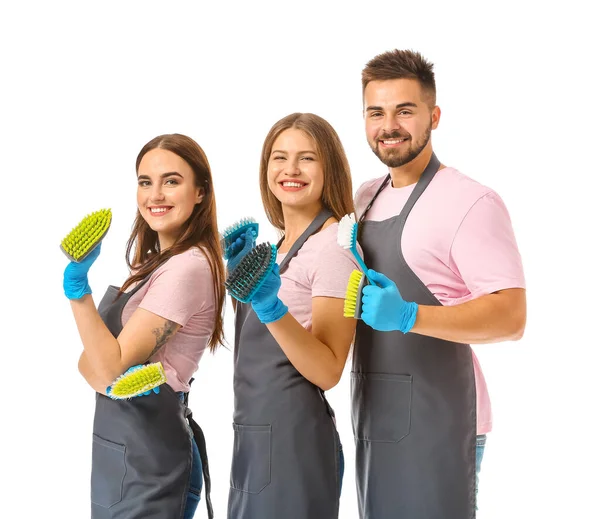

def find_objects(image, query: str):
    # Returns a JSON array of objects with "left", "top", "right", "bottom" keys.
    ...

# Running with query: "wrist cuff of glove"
[
  {"left": 64, "top": 280, "right": 92, "bottom": 300},
  {"left": 400, "top": 302, "right": 418, "bottom": 334},
  {"left": 253, "top": 298, "right": 288, "bottom": 324}
]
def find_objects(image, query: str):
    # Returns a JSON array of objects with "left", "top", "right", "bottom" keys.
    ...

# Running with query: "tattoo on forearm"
[{"left": 148, "top": 320, "right": 177, "bottom": 358}]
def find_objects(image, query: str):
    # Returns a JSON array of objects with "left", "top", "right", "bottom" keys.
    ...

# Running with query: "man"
[{"left": 352, "top": 49, "right": 526, "bottom": 518}]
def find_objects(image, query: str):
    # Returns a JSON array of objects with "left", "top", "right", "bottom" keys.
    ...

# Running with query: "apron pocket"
[
  {"left": 351, "top": 372, "right": 412, "bottom": 443},
  {"left": 91, "top": 434, "right": 127, "bottom": 508},
  {"left": 230, "top": 424, "right": 271, "bottom": 494}
]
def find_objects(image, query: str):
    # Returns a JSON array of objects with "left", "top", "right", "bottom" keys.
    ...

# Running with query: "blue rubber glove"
[
  {"left": 105, "top": 365, "right": 161, "bottom": 397},
  {"left": 251, "top": 263, "right": 288, "bottom": 324},
  {"left": 360, "top": 269, "right": 418, "bottom": 333},
  {"left": 63, "top": 243, "right": 102, "bottom": 300},
  {"left": 226, "top": 230, "right": 256, "bottom": 273}
]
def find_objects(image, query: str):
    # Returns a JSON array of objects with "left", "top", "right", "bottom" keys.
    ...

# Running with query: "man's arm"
[{"left": 412, "top": 288, "right": 526, "bottom": 344}]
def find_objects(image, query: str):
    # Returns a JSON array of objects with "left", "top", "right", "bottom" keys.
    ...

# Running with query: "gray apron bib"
[
  {"left": 228, "top": 209, "right": 342, "bottom": 519},
  {"left": 91, "top": 274, "right": 213, "bottom": 519},
  {"left": 352, "top": 154, "right": 477, "bottom": 518}
]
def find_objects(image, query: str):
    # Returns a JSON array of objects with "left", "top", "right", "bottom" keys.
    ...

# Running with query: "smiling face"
[
  {"left": 267, "top": 128, "right": 324, "bottom": 214},
  {"left": 136, "top": 148, "right": 204, "bottom": 250},
  {"left": 364, "top": 78, "right": 440, "bottom": 168}
]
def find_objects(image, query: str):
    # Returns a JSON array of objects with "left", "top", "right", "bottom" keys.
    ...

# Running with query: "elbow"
[
  {"left": 317, "top": 366, "right": 344, "bottom": 392},
  {"left": 507, "top": 313, "right": 527, "bottom": 341}
]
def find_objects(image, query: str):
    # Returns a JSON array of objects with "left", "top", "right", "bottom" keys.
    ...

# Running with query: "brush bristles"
[
  {"left": 61, "top": 208, "right": 112, "bottom": 262},
  {"left": 108, "top": 362, "right": 167, "bottom": 400},
  {"left": 225, "top": 242, "right": 277, "bottom": 303},
  {"left": 337, "top": 213, "right": 357, "bottom": 250},
  {"left": 220, "top": 217, "right": 259, "bottom": 258},
  {"left": 344, "top": 270, "right": 365, "bottom": 318}
]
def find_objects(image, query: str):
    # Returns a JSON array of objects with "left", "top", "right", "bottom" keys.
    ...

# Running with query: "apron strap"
[
  {"left": 277, "top": 208, "right": 334, "bottom": 273},
  {"left": 358, "top": 153, "right": 441, "bottom": 224},
  {"left": 185, "top": 406, "right": 214, "bottom": 519}
]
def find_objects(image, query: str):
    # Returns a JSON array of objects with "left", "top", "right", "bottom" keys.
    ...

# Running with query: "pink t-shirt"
[
  {"left": 121, "top": 247, "right": 217, "bottom": 393},
  {"left": 277, "top": 223, "right": 360, "bottom": 330},
  {"left": 355, "top": 167, "right": 526, "bottom": 434}
]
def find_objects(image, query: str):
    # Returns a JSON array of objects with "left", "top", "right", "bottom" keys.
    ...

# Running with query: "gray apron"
[
  {"left": 91, "top": 275, "right": 213, "bottom": 519},
  {"left": 352, "top": 154, "right": 477, "bottom": 518},
  {"left": 228, "top": 209, "right": 342, "bottom": 519}
]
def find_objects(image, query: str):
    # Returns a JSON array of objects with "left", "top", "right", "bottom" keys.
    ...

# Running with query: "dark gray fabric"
[
  {"left": 228, "top": 210, "right": 342, "bottom": 519},
  {"left": 91, "top": 278, "right": 206, "bottom": 519},
  {"left": 352, "top": 154, "right": 477, "bottom": 519}
]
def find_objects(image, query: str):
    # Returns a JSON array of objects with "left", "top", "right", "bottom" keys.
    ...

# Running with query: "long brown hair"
[
  {"left": 120, "top": 134, "right": 225, "bottom": 352},
  {"left": 259, "top": 113, "right": 355, "bottom": 231}
]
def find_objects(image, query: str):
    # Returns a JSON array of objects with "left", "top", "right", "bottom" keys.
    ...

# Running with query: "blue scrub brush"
[
  {"left": 225, "top": 242, "right": 277, "bottom": 303},
  {"left": 220, "top": 217, "right": 259, "bottom": 259},
  {"left": 337, "top": 213, "right": 375, "bottom": 284}
]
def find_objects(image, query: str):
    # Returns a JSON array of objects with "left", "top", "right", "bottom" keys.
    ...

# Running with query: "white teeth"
[
  {"left": 150, "top": 207, "right": 169, "bottom": 213},
  {"left": 382, "top": 139, "right": 406, "bottom": 145},
  {"left": 282, "top": 182, "right": 305, "bottom": 188}
]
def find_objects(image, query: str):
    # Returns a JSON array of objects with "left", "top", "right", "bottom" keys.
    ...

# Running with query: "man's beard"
[{"left": 369, "top": 125, "right": 432, "bottom": 168}]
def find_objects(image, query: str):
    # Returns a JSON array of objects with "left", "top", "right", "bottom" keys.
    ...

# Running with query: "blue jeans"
[
  {"left": 475, "top": 434, "right": 486, "bottom": 512},
  {"left": 182, "top": 434, "right": 203, "bottom": 519}
]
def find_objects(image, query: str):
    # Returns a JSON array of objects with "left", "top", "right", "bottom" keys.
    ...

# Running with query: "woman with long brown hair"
[
  {"left": 63, "top": 134, "right": 224, "bottom": 519},
  {"left": 226, "top": 113, "right": 360, "bottom": 519}
]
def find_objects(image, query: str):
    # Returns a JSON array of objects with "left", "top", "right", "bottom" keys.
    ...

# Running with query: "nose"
[
  {"left": 382, "top": 114, "right": 401, "bottom": 135},
  {"left": 150, "top": 183, "right": 165, "bottom": 202},
  {"left": 282, "top": 158, "right": 301, "bottom": 176}
]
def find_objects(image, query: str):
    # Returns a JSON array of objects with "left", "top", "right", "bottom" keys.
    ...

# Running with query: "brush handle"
[{"left": 351, "top": 246, "right": 375, "bottom": 285}]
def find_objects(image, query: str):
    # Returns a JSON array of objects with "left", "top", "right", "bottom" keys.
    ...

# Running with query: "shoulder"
[
  {"left": 426, "top": 167, "right": 502, "bottom": 214},
  {"left": 152, "top": 247, "right": 212, "bottom": 281},
  {"left": 435, "top": 167, "right": 494, "bottom": 197},
  {"left": 355, "top": 175, "right": 388, "bottom": 213},
  {"left": 305, "top": 223, "right": 358, "bottom": 264}
]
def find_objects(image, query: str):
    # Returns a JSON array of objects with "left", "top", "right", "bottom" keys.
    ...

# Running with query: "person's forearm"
[
  {"left": 70, "top": 295, "right": 124, "bottom": 383},
  {"left": 266, "top": 313, "right": 345, "bottom": 391},
  {"left": 411, "top": 289, "right": 526, "bottom": 344}
]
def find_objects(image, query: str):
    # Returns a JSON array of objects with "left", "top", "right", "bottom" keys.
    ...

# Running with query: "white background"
[{"left": 1, "top": 1, "right": 598, "bottom": 518}]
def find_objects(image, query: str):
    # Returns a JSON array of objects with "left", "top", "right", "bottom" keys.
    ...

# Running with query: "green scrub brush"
[
  {"left": 61, "top": 208, "right": 112, "bottom": 262},
  {"left": 220, "top": 217, "right": 259, "bottom": 259},
  {"left": 106, "top": 362, "right": 167, "bottom": 400},
  {"left": 225, "top": 242, "right": 277, "bottom": 303},
  {"left": 343, "top": 269, "right": 368, "bottom": 318}
]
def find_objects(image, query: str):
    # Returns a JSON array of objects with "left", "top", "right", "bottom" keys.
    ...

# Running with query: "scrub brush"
[
  {"left": 343, "top": 269, "right": 369, "bottom": 318},
  {"left": 60, "top": 208, "right": 112, "bottom": 262},
  {"left": 225, "top": 242, "right": 277, "bottom": 303},
  {"left": 220, "top": 217, "right": 259, "bottom": 259},
  {"left": 337, "top": 213, "right": 374, "bottom": 284},
  {"left": 106, "top": 362, "right": 167, "bottom": 400}
]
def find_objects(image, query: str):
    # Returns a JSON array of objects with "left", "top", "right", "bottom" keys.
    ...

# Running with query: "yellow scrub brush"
[
  {"left": 106, "top": 362, "right": 167, "bottom": 399},
  {"left": 60, "top": 208, "right": 112, "bottom": 262},
  {"left": 343, "top": 269, "right": 369, "bottom": 319}
]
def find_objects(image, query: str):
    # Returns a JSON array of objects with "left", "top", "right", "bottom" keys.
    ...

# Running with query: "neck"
[
  {"left": 389, "top": 144, "right": 437, "bottom": 188},
  {"left": 280, "top": 203, "right": 323, "bottom": 250},
  {"left": 158, "top": 233, "right": 175, "bottom": 252}
]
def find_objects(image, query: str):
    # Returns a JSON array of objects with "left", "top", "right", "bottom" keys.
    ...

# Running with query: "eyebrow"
[
  {"left": 137, "top": 172, "right": 184, "bottom": 180},
  {"left": 271, "top": 150, "right": 317, "bottom": 155},
  {"left": 365, "top": 102, "right": 418, "bottom": 111}
]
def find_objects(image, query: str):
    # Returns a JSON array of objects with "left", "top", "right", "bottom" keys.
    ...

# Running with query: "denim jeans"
[{"left": 475, "top": 434, "right": 486, "bottom": 512}]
